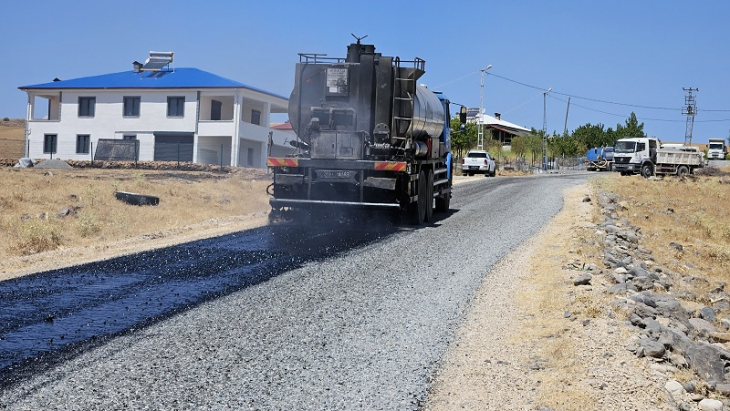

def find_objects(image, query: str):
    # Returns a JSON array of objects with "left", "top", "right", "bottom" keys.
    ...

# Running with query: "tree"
[
  {"left": 510, "top": 135, "right": 527, "bottom": 158},
  {"left": 614, "top": 112, "right": 645, "bottom": 140},
  {"left": 450, "top": 116, "right": 478, "bottom": 158}
]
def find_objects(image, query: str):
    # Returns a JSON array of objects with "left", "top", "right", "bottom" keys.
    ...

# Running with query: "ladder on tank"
[{"left": 391, "top": 57, "right": 425, "bottom": 147}]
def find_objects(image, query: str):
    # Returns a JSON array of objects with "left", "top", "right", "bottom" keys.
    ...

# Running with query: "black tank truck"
[{"left": 267, "top": 39, "right": 463, "bottom": 224}]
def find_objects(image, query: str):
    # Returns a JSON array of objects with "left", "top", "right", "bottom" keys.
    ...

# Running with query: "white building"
[
  {"left": 18, "top": 53, "right": 294, "bottom": 168},
  {"left": 466, "top": 109, "right": 531, "bottom": 146}
]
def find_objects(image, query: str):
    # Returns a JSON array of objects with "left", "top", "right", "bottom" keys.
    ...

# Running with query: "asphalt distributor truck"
[{"left": 267, "top": 39, "right": 461, "bottom": 224}]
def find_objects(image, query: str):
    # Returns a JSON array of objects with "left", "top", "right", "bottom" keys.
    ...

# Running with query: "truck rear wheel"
[
  {"left": 677, "top": 165, "right": 689, "bottom": 176},
  {"left": 641, "top": 163, "right": 654, "bottom": 178}
]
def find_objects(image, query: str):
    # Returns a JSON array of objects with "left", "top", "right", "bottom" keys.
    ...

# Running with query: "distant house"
[
  {"left": 18, "top": 52, "right": 294, "bottom": 167},
  {"left": 466, "top": 109, "right": 531, "bottom": 146}
]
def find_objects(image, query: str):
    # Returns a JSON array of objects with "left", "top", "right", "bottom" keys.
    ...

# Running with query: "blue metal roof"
[{"left": 19, "top": 68, "right": 287, "bottom": 99}]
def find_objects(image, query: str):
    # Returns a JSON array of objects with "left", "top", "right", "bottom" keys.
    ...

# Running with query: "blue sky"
[{"left": 2, "top": 0, "right": 728, "bottom": 143}]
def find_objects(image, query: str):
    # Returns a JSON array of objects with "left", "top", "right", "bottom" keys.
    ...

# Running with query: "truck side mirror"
[{"left": 459, "top": 106, "right": 467, "bottom": 124}]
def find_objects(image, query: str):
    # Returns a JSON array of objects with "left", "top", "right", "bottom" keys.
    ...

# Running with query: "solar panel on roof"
[{"left": 142, "top": 51, "right": 173, "bottom": 71}]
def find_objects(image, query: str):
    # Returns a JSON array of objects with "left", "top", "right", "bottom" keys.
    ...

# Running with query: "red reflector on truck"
[
  {"left": 267, "top": 158, "right": 299, "bottom": 167},
  {"left": 374, "top": 161, "right": 407, "bottom": 172}
]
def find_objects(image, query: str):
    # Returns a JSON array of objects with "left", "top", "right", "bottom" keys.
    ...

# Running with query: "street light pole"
[
  {"left": 478, "top": 64, "right": 492, "bottom": 150},
  {"left": 542, "top": 87, "right": 552, "bottom": 171}
]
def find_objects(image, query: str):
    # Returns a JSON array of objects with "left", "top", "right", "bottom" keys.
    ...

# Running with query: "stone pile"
[{"left": 581, "top": 191, "right": 730, "bottom": 409}]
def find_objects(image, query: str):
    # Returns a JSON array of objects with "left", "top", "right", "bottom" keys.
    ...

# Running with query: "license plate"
[
  {"left": 317, "top": 170, "right": 355, "bottom": 179},
  {"left": 469, "top": 166, "right": 478, "bottom": 170}
]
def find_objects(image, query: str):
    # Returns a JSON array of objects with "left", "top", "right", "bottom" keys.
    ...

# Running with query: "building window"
[
  {"left": 251, "top": 109, "right": 261, "bottom": 126},
  {"left": 123, "top": 134, "right": 137, "bottom": 140},
  {"left": 44, "top": 134, "right": 57, "bottom": 154},
  {"left": 76, "top": 134, "right": 90, "bottom": 154},
  {"left": 247, "top": 148, "right": 254, "bottom": 166},
  {"left": 167, "top": 97, "right": 185, "bottom": 117},
  {"left": 123, "top": 96, "right": 140, "bottom": 117},
  {"left": 78, "top": 97, "right": 95, "bottom": 117}
]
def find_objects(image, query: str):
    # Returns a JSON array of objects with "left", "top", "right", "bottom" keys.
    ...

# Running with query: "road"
[{"left": 1, "top": 172, "right": 589, "bottom": 410}]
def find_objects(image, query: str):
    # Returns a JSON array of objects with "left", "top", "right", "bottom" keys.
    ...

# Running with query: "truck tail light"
[
  {"left": 461, "top": 158, "right": 465, "bottom": 164},
  {"left": 484, "top": 159, "right": 488, "bottom": 165}
]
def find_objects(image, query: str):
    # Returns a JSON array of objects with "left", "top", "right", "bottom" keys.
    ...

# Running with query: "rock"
[
  {"left": 641, "top": 318, "right": 662, "bottom": 331},
  {"left": 714, "top": 382, "right": 730, "bottom": 396},
  {"left": 665, "top": 380, "right": 685, "bottom": 395},
  {"left": 698, "top": 398, "right": 723, "bottom": 411},
  {"left": 656, "top": 327, "right": 694, "bottom": 357},
  {"left": 573, "top": 273, "right": 592, "bottom": 286},
  {"left": 631, "top": 276, "right": 655, "bottom": 291},
  {"left": 709, "top": 332, "right": 730, "bottom": 343},
  {"left": 582, "top": 196, "right": 591, "bottom": 202},
  {"left": 638, "top": 338, "right": 665, "bottom": 358},
  {"left": 670, "top": 352, "right": 689, "bottom": 368},
  {"left": 690, "top": 318, "right": 717, "bottom": 334},
  {"left": 682, "top": 380, "right": 696, "bottom": 393},
  {"left": 669, "top": 242, "right": 684, "bottom": 252},
  {"left": 687, "top": 343, "right": 727, "bottom": 383},
  {"left": 630, "top": 266, "right": 651, "bottom": 278},
  {"left": 607, "top": 283, "right": 629, "bottom": 294},
  {"left": 700, "top": 307, "right": 717, "bottom": 322},
  {"left": 721, "top": 319, "right": 730, "bottom": 330},
  {"left": 634, "top": 302, "right": 659, "bottom": 319},
  {"left": 714, "top": 300, "right": 730, "bottom": 312},
  {"left": 630, "top": 294, "right": 657, "bottom": 308}
]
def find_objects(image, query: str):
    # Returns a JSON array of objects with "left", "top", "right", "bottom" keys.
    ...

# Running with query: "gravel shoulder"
[{"left": 425, "top": 183, "right": 674, "bottom": 411}]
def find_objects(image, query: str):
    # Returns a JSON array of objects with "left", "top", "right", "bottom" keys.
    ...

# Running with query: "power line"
[
  {"left": 485, "top": 71, "right": 730, "bottom": 113},
  {"left": 548, "top": 94, "right": 729, "bottom": 124}
]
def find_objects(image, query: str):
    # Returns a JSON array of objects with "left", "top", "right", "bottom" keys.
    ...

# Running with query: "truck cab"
[
  {"left": 612, "top": 137, "right": 659, "bottom": 177},
  {"left": 708, "top": 138, "right": 727, "bottom": 160}
]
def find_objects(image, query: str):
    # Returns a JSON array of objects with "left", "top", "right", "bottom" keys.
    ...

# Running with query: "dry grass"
[
  {"left": 0, "top": 121, "right": 25, "bottom": 159},
  {"left": 513, "top": 194, "right": 603, "bottom": 410},
  {"left": 0, "top": 167, "right": 271, "bottom": 278},
  {"left": 592, "top": 168, "right": 730, "bottom": 287}
]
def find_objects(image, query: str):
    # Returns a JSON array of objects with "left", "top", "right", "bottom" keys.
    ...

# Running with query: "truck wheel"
[
  {"left": 677, "top": 165, "right": 689, "bottom": 176},
  {"left": 641, "top": 163, "right": 654, "bottom": 178}
]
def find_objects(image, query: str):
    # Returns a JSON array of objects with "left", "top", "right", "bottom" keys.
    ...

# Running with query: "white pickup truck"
[{"left": 461, "top": 150, "right": 496, "bottom": 177}]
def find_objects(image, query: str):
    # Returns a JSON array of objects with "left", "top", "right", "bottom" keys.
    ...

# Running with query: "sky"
[{"left": 1, "top": 0, "right": 728, "bottom": 144}]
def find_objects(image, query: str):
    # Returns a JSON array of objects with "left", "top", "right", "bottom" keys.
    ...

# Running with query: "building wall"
[{"left": 24, "top": 87, "right": 294, "bottom": 167}]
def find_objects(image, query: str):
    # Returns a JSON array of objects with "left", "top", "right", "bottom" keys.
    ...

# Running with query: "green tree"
[
  {"left": 450, "top": 117, "right": 477, "bottom": 158},
  {"left": 526, "top": 128, "right": 544, "bottom": 165},
  {"left": 614, "top": 112, "right": 645, "bottom": 140},
  {"left": 510, "top": 135, "right": 527, "bottom": 158}
]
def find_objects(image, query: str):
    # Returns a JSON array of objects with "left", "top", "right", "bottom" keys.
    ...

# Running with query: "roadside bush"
[{"left": 15, "top": 219, "right": 63, "bottom": 255}]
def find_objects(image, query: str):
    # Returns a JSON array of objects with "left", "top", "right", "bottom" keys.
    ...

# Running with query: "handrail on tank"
[
  {"left": 298, "top": 53, "right": 346, "bottom": 64},
  {"left": 392, "top": 57, "right": 426, "bottom": 71}
]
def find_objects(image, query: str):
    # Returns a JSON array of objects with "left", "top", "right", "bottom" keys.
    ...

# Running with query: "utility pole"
[
  {"left": 683, "top": 88, "right": 698, "bottom": 146},
  {"left": 542, "top": 88, "right": 551, "bottom": 170},
  {"left": 477, "top": 65, "right": 492, "bottom": 150},
  {"left": 563, "top": 97, "right": 571, "bottom": 137}
]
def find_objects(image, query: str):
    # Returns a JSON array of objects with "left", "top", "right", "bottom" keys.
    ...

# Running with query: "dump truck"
[
  {"left": 707, "top": 138, "right": 727, "bottom": 160},
  {"left": 613, "top": 137, "right": 704, "bottom": 177}
]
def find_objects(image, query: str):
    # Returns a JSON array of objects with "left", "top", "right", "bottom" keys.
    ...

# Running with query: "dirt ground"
[{"left": 425, "top": 183, "right": 673, "bottom": 410}]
